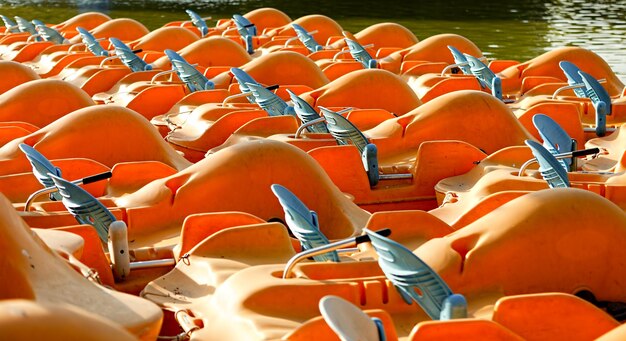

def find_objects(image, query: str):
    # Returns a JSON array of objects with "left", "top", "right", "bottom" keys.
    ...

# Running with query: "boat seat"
[
  {"left": 76, "top": 26, "right": 108, "bottom": 56},
  {"left": 185, "top": 9, "right": 208, "bottom": 37},
  {"left": 345, "top": 37, "right": 377, "bottom": 69},
  {"left": 559, "top": 61, "right": 587, "bottom": 98},
  {"left": 409, "top": 319, "right": 524, "bottom": 340},
  {"left": 580, "top": 70, "right": 610, "bottom": 136},
  {"left": 50, "top": 174, "right": 117, "bottom": 243},
  {"left": 0, "top": 193, "right": 162, "bottom": 339},
  {"left": 464, "top": 54, "right": 503, "bottom": 100},
  {"left": 525, "top": 140, "right": 571, "bottom": 188},
  {"left": 232, "top": 14, "right": 256, "bottom": 54},
  {"left": 165, "top": 49, "right": 214, "bottom": 92},
  {"left": 33, "top": 19, "right": 67, "bottom": 44},
  {"left": 446, "top": 45, "right": 472, "bottom": 75},
  {"left": 271, "top": 184, "right": 339, "bottom": 262},
  {"left": 19, "top": 143, "right": 63, "bottom": 200},
  {"left": 319, "top": 295, "right": 387, "bottom": 341},
  {"left": 15, "top": 16, "right": 39, "bottom": 38},
  {"left": 321, "top": 106, "right": 380, "bottom": 186},
  {"left": 293, "top": 23, "right": 323, "bottom": 53},
  {"left": 532, "top": 114, "right": 575, "bottom": 171},
  {"left": 288, "top": 88, "right": 329, "bottom": 133},
  {"left": 1, "top": 15, "right": 19, "bottom": 33},
  {"left": 109, "top": 37, "right": 152, "bottom": 72},
  {"left": 231, "top": 67, "right": 261, "bottom": 103},
  {"left": 246, "top": 82, "right": 295, "bottom": 116},
  {"left": 493, "top": 293, "right": 620, "bottom": 340},
  {"left": 365, "top": 228, "right": 468, "bottom": 320}
]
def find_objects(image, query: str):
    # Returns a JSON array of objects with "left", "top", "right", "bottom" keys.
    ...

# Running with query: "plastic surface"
[
  {"left": 109, "top": 37, "right": 152, "bottom": 72},
  {"left": 464, "top": 53, "right": 502, "bottom": 99},
  {"left": 0, "top": 15, "right": 19, "bottom": 33},
  {"left": 271, "top": 184, "right": 339, "bottom": 262},
  {"left": 32, "top": 19, "right": 66, "bottom": 44},
  {"left": 364, "top": 228, "right": 464, "bottom": 320},
  {"left": 319, "top": 295, "right": 383, "bottom": 341},
  {"left": 321, "top": 106, "right": 381, "bottom": 186},
  {"left": 232, "top": 14, "right": 257, "bottom": 54},
  {"left": 287, "top": 89, "right": 328, "bottom": 133},
  {"left": 108, "top": 220, "right": 131, "bottom": 281},
  {"left": 19, "top": 143, "right": 63, "bottom": 200},
  {"left": 76, "top": 26, "right": 108, "bottom": 56},
  {"left": 320, "top": 106, "right": 369, "bottom": 151},
  {"left": 525, "top": 140, "right": 571, "bottom": 188},
  {"left": 532, "top": 114, "right": 572, "bottom": 170},
  {"left": 230, "top": 67, "right": 260, "bottom": 103},
  {"left": 579, "top": 70, "right": 610, "bottom": 136},
  {"left": 292, "top": 23, "right": 323, "bottom": 53},
  {"left": 185, "top": 9, "right": 208, "bottom": 37},
  {"left": 447, "top": 45, "right": 472, "bottom": 74},
  {"left": 344, "top": 38, "right": 377, "bottom": 69},
  {"left": 164, "top": 49, "right": 214, "bottom": 92},
  {"left": 246, "top": 82, "right": 293, "bottom": 116},
  {"left": 558, "top": 61, "right": 586, "bottom": 97},
  {"left": 49, "top": 174, "right": 116, "bottom": 243},
  {"left": 15, "top": 16, "right": 38, "bottom": 37}
]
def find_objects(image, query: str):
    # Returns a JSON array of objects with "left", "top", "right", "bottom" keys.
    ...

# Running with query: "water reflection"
[{"left": 0, "top": 0, "right": 625, "bottom": 80}]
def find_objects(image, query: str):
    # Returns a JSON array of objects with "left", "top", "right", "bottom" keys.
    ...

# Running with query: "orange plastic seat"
[
  {"left": 492, "top": 293, "right": 619, "bottom": 341},
  {"left": 409, "top": 319, "right": 523, "bottom": 340}
]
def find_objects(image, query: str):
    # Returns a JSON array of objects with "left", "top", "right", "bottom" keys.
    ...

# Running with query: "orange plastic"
[
  {"left": 301, "top": 68, "right": 422, "bottom": 116},
  {"left": 0, "top": 105, "right": 191, "bottom": 175},
  {"left": 0, "top": 60, "right": 40, "bottom": 94},
  {"left": 0, "top": 79, "right": 94, "bottom": 127},
  {"left": 492, "top": 293, "right": 619, "bottom": 341},
  {"left": 0, "top": 300, "right": 138, "bottom": 341}
]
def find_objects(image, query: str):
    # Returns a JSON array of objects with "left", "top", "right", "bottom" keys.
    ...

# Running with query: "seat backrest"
[
  {"left": 15, "top": 16, "right": 37, "bottom": 36},
  {"left": 344, "top": 38, "right": 377, "bottom": 69},
  {"left": 32, "top": 19, "right": 66, "bottom": 44},
  {"left": 50, "top": 174, "right": 116, "bottom": 243},
  {"left": 364, "top": 228, "right": 467, "bottom": 320},
  {"left": 320, "top": 107, "right": 369, "bottom": 152},
  {"left": 464, "top": 53, "right": 502, "bottom": 100},
  {"left": 525, "top": 140, "right": 571, "bottom": 188},
  {"left": 319, "top": 295, "right": 385, "bottom": 341},
  {"left": 1, "top": 15, "right": 19, "bottom": 33},
  {"left": 185, "top": 9, "right": 208, "bottom": 37},
  {"left": 292, "top": 23, "right": 323, "bottom": 53},
  {"left": 271, "top": 184, "right": 339, "bottom": 262},
  {"left": 321, "top": 107, "right": 379, "bottom": 186},
  {"left": 164, "top": 49, "right": 213, "bottom": 92},
  {"left": 532, "top": 114, "right": 572, "bottom": 171},
  {"left": 447, "top": 45, "right": 472, "bottom": 75},
  {"left": 232, "top": 14, "right": 256, "bottom": 54},
  {"left": 246, "top": 83, "right": 293, "bottom": 116},
  {"left": 19, "top": 143, "right": 63, "bottom": 201},
  {"left": 76, "top": 27, "right": 108, "bottom": 57},
  {"left": 230, "top": 67, "right": 260, "bottom": 103},
  {"left": 287, "top": 89, "right": 329, "bottom": 133},
  {"left": 579, "top": 70, "right": 610, "bottom": 136},
  {"left": 558, "top": 61, "right": 586, "bottom": 98},
  {"left": 109, "top": 37, "right": 152, "bottom": 72}
]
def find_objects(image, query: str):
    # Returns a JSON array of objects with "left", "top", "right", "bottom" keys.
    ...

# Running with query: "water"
[{"left": 1, "top": 0, "right": 626, "bottom": 81}]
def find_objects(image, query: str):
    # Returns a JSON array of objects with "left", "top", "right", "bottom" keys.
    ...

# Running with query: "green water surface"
[{"left": 1, "top": 0, "right": 625, "bottom": 80}]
